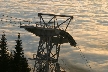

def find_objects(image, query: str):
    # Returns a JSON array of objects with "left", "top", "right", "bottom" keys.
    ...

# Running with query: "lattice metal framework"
[{"left": 20, "top": 13, "right": 77, "bottom": 72}]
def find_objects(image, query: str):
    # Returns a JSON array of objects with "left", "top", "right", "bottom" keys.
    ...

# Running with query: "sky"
[{"left": 0, "top": 0, "right": 108, "bottom": 72}]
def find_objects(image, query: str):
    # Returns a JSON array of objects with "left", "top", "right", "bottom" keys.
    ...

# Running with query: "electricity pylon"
[{"left": 20, "top": 13, "right": 77, "bottom": 72}]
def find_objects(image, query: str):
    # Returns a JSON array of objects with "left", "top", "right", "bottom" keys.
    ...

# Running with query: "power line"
[
  {"left": 60, "top": 59, "right": 71, "bottom": 72},
  {"left": 68, "top": 23, "right": 94, "bottom": 72},
  {"left": 76, "top": 45, "right": 93, "bottom": 72}
]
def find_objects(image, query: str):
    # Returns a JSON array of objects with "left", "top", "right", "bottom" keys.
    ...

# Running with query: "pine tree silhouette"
[
  {"left": 13, "top": 33, "right": 31, "bottom": 72},
  {"left": 8, "top": 51, "right": 14, "bottom": 72},
  {"left": 0, "top": 33, "right": 10, "bottom": 72}
]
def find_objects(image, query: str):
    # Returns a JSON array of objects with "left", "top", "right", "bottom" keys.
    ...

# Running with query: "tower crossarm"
[
  {"left": 38, "top": 13, "right": 73, "bottom": 18},
  {"left": 37, "top": 13, "right": 73, "bottom": 30}
]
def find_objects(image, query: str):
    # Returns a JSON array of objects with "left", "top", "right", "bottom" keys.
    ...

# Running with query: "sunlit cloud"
[{"left": 0, "top": 0, "right": 108, "bottom": 72}]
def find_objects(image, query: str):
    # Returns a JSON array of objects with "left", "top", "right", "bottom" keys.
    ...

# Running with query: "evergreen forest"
[{"left": 0, "top": 33, "right": 31, "bottom": 72}]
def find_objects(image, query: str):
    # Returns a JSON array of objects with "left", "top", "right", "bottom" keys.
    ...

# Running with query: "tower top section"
[
  {"left": 37, "top": 13, "right": 73, "bottom": 30},
  {"left": 20, "top": 13, "right": 76, "bottom": 47},
  {"left": 20, "top": 13, "right": 73, "bottom": 31},
  {"left": 38, "top": 13, "right": 73, "bottom": 18}
]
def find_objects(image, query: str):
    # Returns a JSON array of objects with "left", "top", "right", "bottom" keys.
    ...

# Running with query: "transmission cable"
[
  {"left": 69, "top": 23, "right": 94, "bottom": 72},
  {"left": 76, "top": 45, "right": 93, "bottom": 72}
]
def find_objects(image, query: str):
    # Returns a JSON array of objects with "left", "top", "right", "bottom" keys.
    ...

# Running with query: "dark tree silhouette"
[
  {"left": 8, "top": 51, "right": 14, "bottom": 72},
  {"left": 0, "top": 33, "right": 31, "bottom": 72},
  {"left": 13, "top": 33, "right": 31, "bottom": 72},
  {"left": 0, "top": 33, "right": 10, "bottom": 72}
]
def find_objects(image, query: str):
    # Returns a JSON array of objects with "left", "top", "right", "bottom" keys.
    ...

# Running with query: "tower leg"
[{"left": 33, "top": 36, "right": 61, "bottom": 72}]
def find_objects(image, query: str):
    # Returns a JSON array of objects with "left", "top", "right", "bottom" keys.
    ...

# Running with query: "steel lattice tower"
[{"left": 20, "top": 13, "right": 77, "bottom": 72}]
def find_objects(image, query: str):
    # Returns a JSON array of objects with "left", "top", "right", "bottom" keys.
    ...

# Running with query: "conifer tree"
[
  {"left": 13, "top": 33, "right": 31, "bottom": 72},
  {"left": 0, "top": 33, "right": 10, "bottom": 72},
  {"left": 8, "top": 51, "right": 14, "bottom": 72}
]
